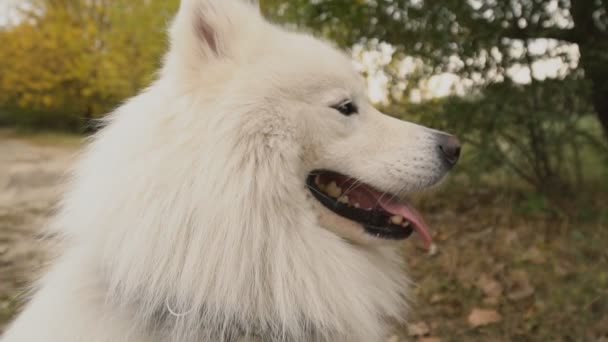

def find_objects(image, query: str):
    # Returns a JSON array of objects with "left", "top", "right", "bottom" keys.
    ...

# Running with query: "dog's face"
[{"left": 168, "top": 0, "right": 460, "bottom": 246}]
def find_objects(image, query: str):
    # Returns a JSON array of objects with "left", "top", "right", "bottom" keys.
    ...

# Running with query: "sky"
[
  {"left": 0, "top": 0, "right": 27, "bottom": 27},
  {"left": 0, "top": 4, "right": 7, "bottom": 26},
  {"left": 0, "top": 0, "right": 18, "bottom": 26},
  {"left": 354, "top": 40, "right": 579, "bottom": 104}
]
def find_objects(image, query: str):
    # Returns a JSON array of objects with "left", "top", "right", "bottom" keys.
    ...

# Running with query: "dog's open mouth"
[{"left": 306, "top": 170, "right": 433, "bottom": 244}]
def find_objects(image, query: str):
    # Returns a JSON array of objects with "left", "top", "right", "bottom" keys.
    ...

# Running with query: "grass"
[
  {"left": 0, "top": 128, "right": 83, "bottom": 147},
  {"left": 398, "top": 183, "right": 608, "bottom": 341}
]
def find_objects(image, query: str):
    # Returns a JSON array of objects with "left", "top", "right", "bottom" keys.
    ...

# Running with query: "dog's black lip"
[
  {"left": 363, "top": 224, "right": 412, "bottom": 240},
  {"left": 306, "top": 171, "right": 414, "bottom": 240}
]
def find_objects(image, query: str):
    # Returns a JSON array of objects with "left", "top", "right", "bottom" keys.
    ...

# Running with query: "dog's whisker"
[
  {"left": 375, "top": 191, "right": 389, "bottom": 208},
  {"left": 342, "top": 179, "right": 363, "bottom": 197},
  {"left": 305, "top": 184, "right": 341, "bottom": 209}
]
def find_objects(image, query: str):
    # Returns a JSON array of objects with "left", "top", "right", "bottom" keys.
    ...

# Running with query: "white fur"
[{"left": 2, "top": 1, "right": 452, "bottom": 341}]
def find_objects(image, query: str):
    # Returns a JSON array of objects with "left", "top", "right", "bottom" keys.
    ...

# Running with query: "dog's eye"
[{"left": 331, "top": 101, "right": 358, "bottom": 116}]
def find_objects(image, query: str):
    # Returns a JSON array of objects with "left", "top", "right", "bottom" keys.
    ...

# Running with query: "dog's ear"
[{"left": 170, "top": 0, "right": 262, "bottom": 61}]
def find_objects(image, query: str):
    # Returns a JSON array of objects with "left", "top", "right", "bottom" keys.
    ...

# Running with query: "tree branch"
[{"left": 501, "top": 25, "right": 578, "bottom": 44}]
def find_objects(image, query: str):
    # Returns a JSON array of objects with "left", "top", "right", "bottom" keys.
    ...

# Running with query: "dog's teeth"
[
  {"left": 326, "top": 181, "right": 342, "bottom": 198},
  {"left": 354, "top": 202, "right": 360, "bottom": 208},
  {"left": 390, "top": 215, "right": 404, "bottom": 225},
  {"left": 338, "top": 195, "right": 349, "bottom": 204},
  {"left": 401, "top": 220, "right": 411, "bottom": 228},
  {"left": 315, "top": 175, "right": 322, "bottom": 186}
]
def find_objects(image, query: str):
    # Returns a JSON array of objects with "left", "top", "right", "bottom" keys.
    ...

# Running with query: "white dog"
[{"left": 2, "top": 0, "right": 460, "bottom": 341}]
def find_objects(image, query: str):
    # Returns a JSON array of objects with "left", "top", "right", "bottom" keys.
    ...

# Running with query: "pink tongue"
[
  {"left": 377, "top": 198, "right": 433, "bottom": 248},
  {"left": 346, "top": 182, "right": 433, "bottom": 248},
  {"left": 327, "top": 174, "right": 433, "bottom": 248}
]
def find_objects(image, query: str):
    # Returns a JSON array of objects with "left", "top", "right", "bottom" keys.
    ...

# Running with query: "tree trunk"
[
  {"left": 581, "top": 48, "right": 608, "bottom": 137},
  {"left": 591, "top": 79, "right": 608, "bottom": 138},
  {"left": 570, "top": 0, "right": 608, "bottom": 137}
]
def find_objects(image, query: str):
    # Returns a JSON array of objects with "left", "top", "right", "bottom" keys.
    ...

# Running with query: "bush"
[
  {"left": 0, "top": 107, "right": 86, "bottom": 132},
  {"left": 388, "top": 76, "right": 608, "bottom": 196}
]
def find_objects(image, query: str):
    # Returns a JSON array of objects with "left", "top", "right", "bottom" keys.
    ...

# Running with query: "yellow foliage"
[{"left": 0, "top": 0, "right": 179, "bottom": 123}]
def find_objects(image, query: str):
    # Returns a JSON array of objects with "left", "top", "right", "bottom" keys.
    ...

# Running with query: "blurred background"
[{"left": 0, "top": 0, "right": 607, "bottom": 340}]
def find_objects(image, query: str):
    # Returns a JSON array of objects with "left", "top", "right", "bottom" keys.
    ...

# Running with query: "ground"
[
  {"left": 0, "top": 131, "right": 606, "bottom": 341},
  {"left": 0, "top": 130, "right": 78, "bottom": 333}
]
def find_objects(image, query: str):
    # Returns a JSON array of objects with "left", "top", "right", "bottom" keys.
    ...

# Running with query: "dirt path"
[{"left": 0, "top": 134, "right": 78, "bottom": 332}]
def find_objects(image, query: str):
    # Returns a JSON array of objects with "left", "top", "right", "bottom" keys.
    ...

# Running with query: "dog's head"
[{"left": 164, "top": 0, "right": 460, "bottom": 246}]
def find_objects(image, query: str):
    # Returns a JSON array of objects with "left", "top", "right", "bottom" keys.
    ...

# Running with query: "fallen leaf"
[
  {"left": 507, "top": 270, "right": 535, "bottom": 301},
  {"left": 456, "top": 267, "right": 477, "bottom": 289},
  {"left": 520, "top": 246, "right": 547, "bottom": 264},
  {"left": 407, "top": 321, "right": 430, "bottom": 337},
  {"left": 417, "top": 337, "right": 441, "bottom": 342},
  {"left": 468, "top": 308, "right": 502, "bottom": 327},
  {"left": 386, "top": 335, "right": 400, "bottom": 342},
  {"left": 483, "top": 296, "right": 500, "bottom": 306},
  {"left": 435, "top": 231, "right": 449, "bottom": 241},
  {"left": 508, "top": 287, "right": 535, "bottom": 301},
  {"left": 476, "top": 274, "right": 503, "bottom": 298},
  {"left": 553, "top": 262, "right": 572, "bottom": 278},
  {"left": 504, "top": 230, "right": 519, "bottom": 245},
  {"left": 430, "top": 294, "right": 444, "bottom": 304},
  {"left": 492, "top": 262, "right": 506, "bottom": 274}
]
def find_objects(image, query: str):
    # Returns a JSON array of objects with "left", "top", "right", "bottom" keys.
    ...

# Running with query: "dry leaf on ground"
[
  {"left": 483, "top": 296, "right": 500, "bottom": 306},
  {"left": 407, "top": 321, "right": 430, "bottom": 337},
  {"left": 417, "top": 337, "right": 442, "bottom": 342},
  {"left": 430, "top": 293, "right": 444, "bottom": 304},
  {"left": 386, "top": 335, "right": 400, "bottom": 342},
  {"left": 521, "top": 246, "right": 547, "bottom": 264},
  {"left": 468, "top": 308, "right": 502, "bottom": 327},
  {"left": 476, "top": 274, "right": 503, "bottom": 298},
  {"left": 507, "top": 269, "right": 535, "bottom": 301}
]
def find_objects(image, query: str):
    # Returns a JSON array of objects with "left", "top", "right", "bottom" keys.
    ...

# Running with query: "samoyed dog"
[{"left": 2, "top": 0, "right": 460, "bottom": 341}]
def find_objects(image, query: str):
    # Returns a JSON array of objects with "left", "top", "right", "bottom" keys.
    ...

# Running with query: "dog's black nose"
[{"left": 437, "top": 134, "right": 461, "bottom": 167}]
